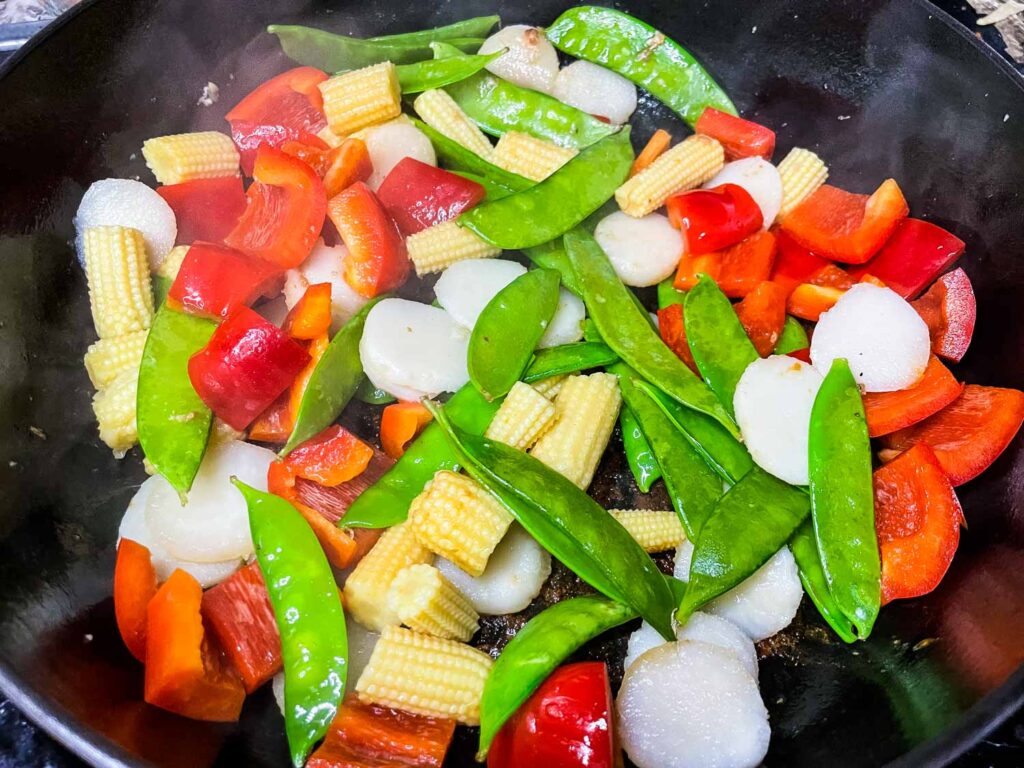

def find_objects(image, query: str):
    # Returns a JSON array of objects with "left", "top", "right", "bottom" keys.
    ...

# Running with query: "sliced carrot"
[
  {"left": 324, "top": 138, "right": 373, "bottom": 198},
  {"left": 629, "top": 129, "right": 672, "bottom": 178},
  {"left": 380, "top": 402, "right": 434, "bottom": 459},
  {"left": 673, "top": 229, "right": 777, "bottom": 298},
  {"left": 656, "top": 303, "right": 698, "bottom": 373},
  {"left": 113, "top": 538, "right": 158, "bottom": 663},
  {"left": 786, "top": 283, "right": 845, "bottom": 321},
  {"left": 734, "top": 281, "right": 787, "bottom": 357},
  {"left": 283, "top": 283, "right": 333, "bottom": 340},
  {"left": 863, "top": 357, "right": 963, "bottom": 438}
]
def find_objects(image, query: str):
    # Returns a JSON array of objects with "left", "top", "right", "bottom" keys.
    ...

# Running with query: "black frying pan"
[{"left": 1, "top": 0, "right": 1023, "bottom": 765}]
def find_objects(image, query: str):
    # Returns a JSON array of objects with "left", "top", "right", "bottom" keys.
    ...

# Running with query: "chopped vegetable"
[
  {"left": 327, "top": 181, "right": 409, "bottom": 298},
  {"left": 434, "top": 258, "right": 526, "bottom": 329},
  {"left": 75, "top": 178, "right": 177, "bottom": 271},
  {"left": 113, "top": 538, "right": 158, "bottom": 663},
  {"left": 344, "top": 522, "right": 433, "bottom": 630},
  {"left": 695, "top": 107, "right": 776, "bottom": 160},
  {"left": 477, "top": 24, "right": 559, "bottom": 93},
  {"left": 704, "top": 156, "right": 783, "bottom": 227},
  {"left": 848, "top": 218, "right": 965, "bottom": 298},
  {"left": 911, "top": 267, "right": 977, "bottom": 362},
  {"left": 769, "top": 229, "right": 831, "bottom": 295},
  {"left": 593, "top": 210, "right": 683, "bottom": 287},
  {"left": 380, "top": 401, "right": 434, "bottom": 459},
  {"left": 616, "top": 134, "right": 724, "bottom": 218},
  {"left": 786, "top": 281, "right": 845, "bottom": 321},
  {"left": 484, "top": 382, "right": 556, "bottom": 451},
  {"left": 167, "top": 243, "right": 281, "bottom": 320},
  {"left": 142, "top": 131, "right": 239, "bottom": 185},
  {"left": 863, "top": 356, "right": 963, "bottom": 437},
  {"left": 407, "top": 220, "right": 502, "bottom": 275},
  {"left": 386, "top": 563, "right": 479, "bottom": 641},
  {"left": 282, "top": 424, "right": 374, "bottom": 486},
  {"left": 282, "top": 283, "right": 332, "bottom": 340},
  {"left": 414, "top": 88, "right": 496, "bottom": 159},
  {"left": 630, "top": 128, "right": 672, "bottom": 177},
  {"left": 657, "top": 303, "right": 698, "bottom": 373},
  {"left": 734, "top": 280, "right": 788, "bottom": 357},
  {"left": 318, "top": 61, "right": 402, "bottom": 136},
  {"left": 84, "top": 330, "right": 147, "bottom": 389},
  {"left": 491, "top": 131, "right": 578, "bottom": 182},
  {"left": 776, "top": 147, "right": 829, "bottom": 219},
  {"left": 82, "top": 225, "right": 154, "bottom": 339},
  {"left": 156, "top": 176, "right": 246, "bottom": 245},
  {"left": 362, "top": 119, "right": 438, "bottom": 190},
  {"left": 667, "top": 183, "right": 764, "bottom": 254},
  {"left": 552, "top": 60, "right": 638, "bottom": 125},
  {"left": 609, "top": 509, "right": 685, "bottom": 552},
  {"left": 376, "top": 157, "right": 486, "bottom": 235},
  {"left": 674, "top": 228, "right": 778, "bottom": 298}
]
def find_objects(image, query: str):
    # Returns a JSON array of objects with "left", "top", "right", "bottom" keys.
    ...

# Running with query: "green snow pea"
[
  {"left": 790, "top": 521, "right": 858, "bottom": 643},
  {"left": 354, "top": 377, "right": 396, "bottom": 405},
  {"left": 614, "top": 364, "right": 722, "bottom": 538},
  {"left": 564, "top": 229, "right": 739, "bottom": 438},
  {"left": 446, "top": 71, "right": 618, "bottom": 150},
  {"left": 684, "top": 275, "right": 759, "bottom": 415},
  {"left": 461, "top": 129, "right": 633, "bottom": 250},
  {"left": 808, "top": 358, "right": 880, "bottom": 639},
  {"left": 678, "top": 467, "right": 810, "bottom": 621},
  {"left": 451, "top": 171, "right": 515, "bottom": 202},
  {"left": 477, "top": 595, "right": 637, "bottom": 759},
  {"left": 342, "top": 383, "right": 501, "bottom": 528},
  {"left": 235, "top": 480, "right": 347, "bottom": 767},
  {"left": 269, "top": 18, "right": 495, "bottom": 71},
  {"left": 428, "top": 402, "right": 676, "bottom": 640},
  {"left": 621, "top": 405, "right": 662, "bottom": 493},
  {"left": 776, "top": 316, "right": 810, "bottom": 355},
  {"left": 282, "top": 298, "right": 381, "bottom": 456},
  {"left": 521, "top": 342, "right": 618, "bottom": 383},
  {"left": 657, "top": 278, "right": 686, "bottom": 309},
  {"left": 546, "top": 7, "right": 736, "bottom": 126},
  {"left": 396, "top": 48, "right": 504, "bottom": 94},
  {"left": 522, "top": 239, "right": 581, "bottom": 296},
  {"left": 369, "top": 15, "right": 499, "bottom": 45},
  {"left": 152, "top": 275, "right": 172, "bottom": 307},
  {"left": 412, "top": 118, "right": 533, "bottom": 192},
  {"left": 137, "top": 306, "right": 216, "bottom": 495},
  {"left": 469, "top": 269, "right": 561, "bottom": 400}
]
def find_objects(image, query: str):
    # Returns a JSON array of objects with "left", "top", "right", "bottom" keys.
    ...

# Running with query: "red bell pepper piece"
[
  {"left": 657, "top": 303, "right": 698, "bottom": 373},
  {"left": 225, "top": 146, "right": 327, "bottom": 269},
  {"left": 788, "top": 347, "right": 812, "bottom": 363},
  {"left": 848, "top": 218, "right": 965, "bottom": 298},
  {"left": 863, "top": 356, "right": 963, "bottom": 438},
  {"left": 282, "top": 137, "right": 374, "bottom": 199},
  {"left": 881, "top": 384, "right": 1024, "bottom": 486},
  {"left": 667, "top": 183, "right": 763, "bottom": 255},
  {"left": 283, "top": 283, "right": 333, "bottom": 340},
  {"left": 874, "top": 444, "right": 962, "bottom": 604},
  {"left": 911, "top": 267, "right": 976, "bottom": 363},
  {"left": 188, "top": 306, "right": 310, "bottom": 431},
  {"left": 809, "top": 263, "right": 855, "bottom": 290},
  {"left": 488, "top": 662, "right": 617, "bottom": 768},
  {"left": 293, "top": 449, "right": 395, "bottom": 525},
  {"left": 769, "top": 229, "right": 831, "bottom": 295},
  {"left": 156, "top": 176, "right": 247, "bottom": 245},
  {"left": 379, "top": 402, "right": 434, "bottom": 458},
  {"left": 113, "top": 538, "right": 158, "bottom": 663},
  {"left": 674, "top": 229, "right": 777, "bottom": 298},
  {"left": 376, "top": 157, "right": 487, "bottom": 235},
  {"left": 144, "top": 569, "right": 246, "bottom": 722},
  {"left": 327, "top": 181, "right": 410, "bottom": 298},
  {"left": 201, "top": 562, "right": 281, "bottom": 693},
  {"left": 226, "top": 66, "right": 328, "bottom": 175},
  {"left": 694, "top": 107, "right": 776, "bottom": 160},
  {"left": 168, "top": 243, "right": 282, "bottom": 319},
  {"left": 307, "top": 695, "right": 455, "bottom": 768},
  {"left": 283, "top": 424, "right": 374, "bottom": 487},
  {"left": 780, "top": 179, "right": 909, "bottom": 264},
  {"left": 786, "top": 282, "right": 845, "bottom": 322},
  {"left": 734, "top": 280, "right": 788, "bottom": 357}
]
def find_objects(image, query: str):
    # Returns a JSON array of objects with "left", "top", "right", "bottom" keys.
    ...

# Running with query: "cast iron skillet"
[{"left": 1, "top": 0, "right": 1023, "bottom": 765}]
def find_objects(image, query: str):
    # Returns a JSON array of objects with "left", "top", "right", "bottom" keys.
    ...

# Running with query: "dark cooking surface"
[{"left": 1, "top": 0, "right": 1024, "bottom": 766}]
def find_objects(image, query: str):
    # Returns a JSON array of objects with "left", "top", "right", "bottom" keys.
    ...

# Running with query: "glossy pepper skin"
[
  {"left": 848, "top": 218, "right": 965, "bottom": 298},
  {"left": 113, "top": 538, "right": 157, "bottom": 663},
  {"left": 188, "top": 306, "right": 310, "bottom": 431},
  {"left": 667, "top": 183, "right": 764, "bottom": 255},
  {"left": 376, "top": 157, "right": 486, "bottom": 235},
  {"left": 168, "top": 243, "right": 282, "bottom": 319},
  {"left": 156, "top": 176, "right": 247, "bottom": 245},
  {"left": 695, "top": 107, "right": 776, "bottom": 160},
  {"left": 488, "top": 662, "right": 617, "bottom": 768},
  {"left": 911, "top": 267, "right": 976, "bottom": 363}
]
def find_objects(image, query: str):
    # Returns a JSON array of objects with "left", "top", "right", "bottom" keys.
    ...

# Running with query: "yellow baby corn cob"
[
  {"left": 83, "top": 226, "right": 154, "bottom": 339},
  {"left": 409, "top": 471, "right": 512, "bottom": 577},
  {"left": 492, "top": 131, "right": 578, "bottom": 182},
  {"left": 777, "top": 147, "right": 829, "bottom": 217},
  {"left": 609, "top": 509, "right": 686, "bottom": 553},
  {"left": 413, "top": 89, "right": 494, "bottom": 159},
  {"left": 343, "top": 523, "right": 432, "bottom": 631},
  {"left": 406, "top": 221, "right": 500, "bottom": 276},
  {"left": 158, "top": 245, "right": 190, "bottom": 281},
  {"left": 386, "top": 563, "right": 479, "bottom": 642},
  {"left": 530, "top": 374, "right": 567, "bottom": 400},
  {"left": 615, "top": 134, "right": 724, "bottom": 218},
  {"left": 83, "top": 330, "right": 148, "bottom": 389},
  {"left": 141, "top": 131, "right": 240, "bottom": 185},
  {"left": 320, "top": 62, "right": 402, "bottom": 136},
  {"left": 485, "top": 382, "right": 557, "bottom": 451},
  {"left": 92, "top": 369, "right": 138, "bottom": 453},
  {"left": 529, "top": 373, "right": 621, "bottom": 489},
  {"left": 355, "top": 625, "right": 492, "bottom": 725}
]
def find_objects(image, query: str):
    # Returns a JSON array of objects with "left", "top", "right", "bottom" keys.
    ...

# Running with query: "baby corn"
[
  {"left": 83, "top": 330, "right": 147, "bottom": 389},
  {"left": 609, "top": 509, "right": 686, "bottom": 553},
  {"left": 82, "top": 225, "right": 154, "bottom": 339},
  {"left": 413, "top": 89, "right": 494, "bottom": 159},
  {"left": 615, "top": 134, "right": 724, "bottom": 218},
  {"left": 485, "top": 382, "right": 557, "bottom": 451},
  {"left": 343, "top": 523, "right": 432, "bottom": 631},
  {"left": 492, "top": 131, "right": 578, "bottom": 182},
  {"left": 406, "top": 221, "right": 500, "bottom": 276},
  {"left": 386, "top": 563, "right": 479, "bottom": 642},
  {"left": 777, "top": 147, "right": 829, "bottom": 218},
  {"left": 320, "top": 62, "right": 402, "bottom": 136},
  {"left": 142, "top": 131, "right": 239, "bottom": 185}
]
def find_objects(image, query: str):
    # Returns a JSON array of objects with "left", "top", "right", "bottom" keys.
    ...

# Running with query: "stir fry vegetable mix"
[{"left": 73, "top": 6, "right": 1024, "bottom": 768}]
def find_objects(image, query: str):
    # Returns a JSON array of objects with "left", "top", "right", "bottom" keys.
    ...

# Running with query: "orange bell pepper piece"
[
  {"left": 249, "top": 390, "right": 294, "bottom": 443},
  {"left": 656, "top": 303, "right": 698, "bottom": 374},
  {"left": 380, "top": 402, "right": 434, "bottom": 459},
  {"left": 328, "top": 182, "right": 410, "bottom": 298},
  {"left": 780, "top": 179, "right": 909, "bottom": 265},
  {"left": 786, "top": 283, "right": 845, "bottom": 322},
  {"left": 114, "top": 538, "right": 158, "bottom": 663},
  {"left": 288, "top": 333, "right": 331, "bottom": 428},
  {"left": 809, "top": 263, "right": 854, "bottom": 290},
  {"left": 283, "top": 283, "right": 333, "bottom": 340},
  {"left": 629, "top": 129, "right": 671, "bottom": 178},
  {"left": 863, "top": 356, "right": 963, "bottom": 438},
  {"left": 674, "top": 229, "right": 777, "bottom": 298},
  {"left": 874, "top": 444, "right": 962, "bottom": 604},
  {"left": 144, "top": 570, "right": 245, "bottom": 722},
  {"left": 734, "top": 281, "right": 787, "bottom": 357},
  {"left": 324, "top": 138, "right": 373, "bottom": 198},
  {"left": 284, "top": 424, "right": 374, "bottom": 487}
]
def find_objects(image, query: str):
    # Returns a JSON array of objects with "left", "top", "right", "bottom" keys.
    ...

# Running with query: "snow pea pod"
[
  {"left": 469, "top": 269, "right": 560, "bottom": 400},
  {"left": 477, "top": 595, "right": 637, "bottom": 759},
  {"left": 446, "top": 71, "right": 618, "bottom": 149},
  {"left": 460, "top": 129, "right": 633, "bottom": 250},
  {"left": 521, "top": 341, "right": 618, "bottom": 383},
  {"left": 657, "top": 278, "right": 686, "bottom": 309},
  {"left": 546, "top": 6, "right": 736, "bottom": 126},
  {"left": 564, "top": 229, "right": 740, "bottom": 438},
  {"left": 269, "top": 24, "right": 485, "bottom": 71},
  {"left": 354, "top": 377, "right": 396, "bottom": 405},
  {"left": 235, "top": 480, "right": 347, "bottom": 767},
  {"left": 428, "top": 402, "right": 676, "bottom": 640},
  {"left": 790, "top": 521, "right": 858, "bottom": 643},
  {"left": 137, "top": 306, "right": 216, "bottom": 495},
  {"left": 282, "top": 298, "right": 381, "bottom": 455},
  {"left": 678, "top": 467, "right": 810, "bottom": 621},
  {"left": 412, "top": 118, "right": 533, "bottom": 192},
  {"left": 775, "top": 316, "right": 810, "bottom": 355},
  {"left": 368, "top": 15, "right": 499, "bottom": 45},
  {"left": 521, "top": 239, "right": 581, "bottom": 296},
  {"left": 450, "top": 171, "right": 515, "bottom": 202},
  {"left": 808, "top": 358, "right": 880, "bottom": 639},
  {"left": 684, "top": 274, "right": 758, "bottom": 416},
  {"left": 152, "top": 274, "right": 172, "bottom": 307},
  {"left": 621, "top": 405, "right": 661, "bottom": 493},
  {"left": 342, "top": 383, "right": 501, "bottom": 528},
  {"left": 396, "top": 49, "right": 504, "bottom": 94}
]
